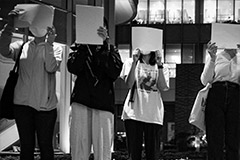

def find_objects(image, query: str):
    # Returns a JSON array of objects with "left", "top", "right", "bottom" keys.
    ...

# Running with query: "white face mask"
[{"left": 29, "top": 26, "right": 47, "bottom": 37}]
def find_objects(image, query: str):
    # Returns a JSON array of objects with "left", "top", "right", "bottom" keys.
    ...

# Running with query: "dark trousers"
[
  {"left": 14, "top": 105, "right": 57, "bottom": 160},
  {"left": 124, "top": 119, "right": 162, "bottom": 160},
  {"left": 205, "top": 81, "right": 240, "bottom": 160}
]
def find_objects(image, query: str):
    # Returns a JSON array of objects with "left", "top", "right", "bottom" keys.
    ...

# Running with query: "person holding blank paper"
[
  {"left": 120, "top": 48, "right": 169, "bottom": 160},
  {"left": 67, "top": 18, "right": 123, "bottom": 160},
  {"left": 201, "top": 42, "right": 240, "bottom": 160},
  {"left": 0, "top": 7, "right": 62, "bottom": 160}
]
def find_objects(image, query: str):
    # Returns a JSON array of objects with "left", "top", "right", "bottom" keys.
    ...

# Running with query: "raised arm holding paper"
[
  {"left": 13, "top": 4, "right": 54, "bottom": 37},
  {"left": 120, "top": 27, "right": 170, "bottom": 160}
]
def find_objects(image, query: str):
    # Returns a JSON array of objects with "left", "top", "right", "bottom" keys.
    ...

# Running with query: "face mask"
[{"left": 29, "top": 26, "right": 47, "bottom": 37}]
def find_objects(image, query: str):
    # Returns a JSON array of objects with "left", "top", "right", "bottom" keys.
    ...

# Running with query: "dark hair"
[
  {"left": 104, "top": 17, "right": 109, "bottom": 30},
  {"left": 139, "top": 51, "right": 156, "bottom": 66},
  {"left": 149, "top": 51, "right": 157, "bottom": 65}
]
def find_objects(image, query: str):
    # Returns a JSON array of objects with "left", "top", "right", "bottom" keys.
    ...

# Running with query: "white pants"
[{"left": 70, "top": 103, "right": 114, "bottom": 160}]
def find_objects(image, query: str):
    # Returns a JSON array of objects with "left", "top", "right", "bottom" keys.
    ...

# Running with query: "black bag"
[{"left": 0, "top": 43, "right": 25, "bottom": 119}]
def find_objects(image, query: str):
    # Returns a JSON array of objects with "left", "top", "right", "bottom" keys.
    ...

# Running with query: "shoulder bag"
[
  {"left": 189, "top": 83, "right": 212, "bottom": 132},
  {"left": 0, "top": 43, "right": 25, "bottom": 120}
]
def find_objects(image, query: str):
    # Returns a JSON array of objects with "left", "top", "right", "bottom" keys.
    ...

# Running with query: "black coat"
[{"left": 67, "top": 42, "right": 123, "bottom": 113}]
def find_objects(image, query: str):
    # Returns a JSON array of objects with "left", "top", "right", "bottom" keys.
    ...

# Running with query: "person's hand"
[
  {"left": 46, "top": 26, "right": 57, "bottom": 45},
  {"left": 7, "top": 9, "right": 21, "bottom": 27},
  {"left": 155, "top": 50, "right": 163, "bottom": 66},
  {"left": 207, "top": 41, "right": 217, "bottom": 61},
  {"left": 132, "top": 48, "right": 141, "bottom": 64},
  {"left": 97, "top": 26, "right": 109, "bottom": 41}
]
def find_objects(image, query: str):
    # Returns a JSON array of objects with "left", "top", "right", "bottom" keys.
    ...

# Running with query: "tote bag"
[
  {"left": 189, "top": 83, "right": 211, "bottom": 132},
  {"left": 0, "top": 43, "right": 25, "bottom": 120}
]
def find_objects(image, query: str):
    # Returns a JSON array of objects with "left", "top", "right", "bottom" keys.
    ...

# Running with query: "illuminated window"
[
  {"left": 217, "top": 0, "right": 234, "bottom": 22},
  {"left": 149, "top": 0, "right": 165, "bottom": 24},
  {"left": 204, "top": 0, "right": 216, "bottom": 23},
  {"left": 165, "top": 44, "right": 181, "bottom": 64},
  {"left": 235, "top": 0, "right": 240, "bottom": 23},
  {"left": 183, "top": 0, "right": 195, "bottom": 23},
  {"left": 134, "top": 0, "right": 148, "bottom": 24},
  {"left": 166, "top": 0, "right": 182, "bottom": 24},
  {"left": 165, "top": 44, "right": 180, "bottom": 78},
  {"left": 182, "top": 44, "right": 195, "bottom": 63}
]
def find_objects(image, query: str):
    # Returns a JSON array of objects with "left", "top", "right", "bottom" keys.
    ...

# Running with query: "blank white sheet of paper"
[
  {"left": 211, "top": 23, "right": 240, "bottom": 49},
  {"left": 132, "top": 27, "right": 163, "bottom": 54},
  {"left": 75, "top": 5, "right": 104, "bottom": 45}
]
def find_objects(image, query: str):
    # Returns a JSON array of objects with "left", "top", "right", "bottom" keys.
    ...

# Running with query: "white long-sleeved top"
[
  {"left": 201, "top": 51, "right": 240, "bottom": 86},
  {"left": 0, "top": 24, "right": 62, "bottom": 111}
]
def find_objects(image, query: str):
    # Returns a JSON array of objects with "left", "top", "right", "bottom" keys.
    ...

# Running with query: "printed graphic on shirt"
[{"left": 137, "top": 65, "right": 158, "bottom": 93}]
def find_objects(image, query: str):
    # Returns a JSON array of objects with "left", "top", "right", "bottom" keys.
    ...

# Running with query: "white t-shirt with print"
[{"left": 120, "top": 59, "right": 165, "bottom": 125}]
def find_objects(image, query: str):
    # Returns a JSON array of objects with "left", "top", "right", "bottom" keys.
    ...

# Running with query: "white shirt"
[
  {"left": 120, "top": 59, "right": 169, "bottom": 125},
  {"left": 13, "top": 40, "right": 62, "bottom": 111},
  {"left": 201, "top": 51, "right": 240, "bottom": 86},
  {"left": 0, "top": 24, "right": 63, "bottom": 111}
]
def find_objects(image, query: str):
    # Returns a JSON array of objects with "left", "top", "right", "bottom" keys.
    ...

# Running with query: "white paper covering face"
[
  {"left": 211, "top": 23, "right": 240, "bottom": 49},
  {"left": 14, "top": 4, "right": 54, "bottom": 29},
  {"left": 132, "top": 27, "right": 163, "bottom": 55},
  {"left": 75, "top": 5, "right": 104, "bottom": 45}
]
